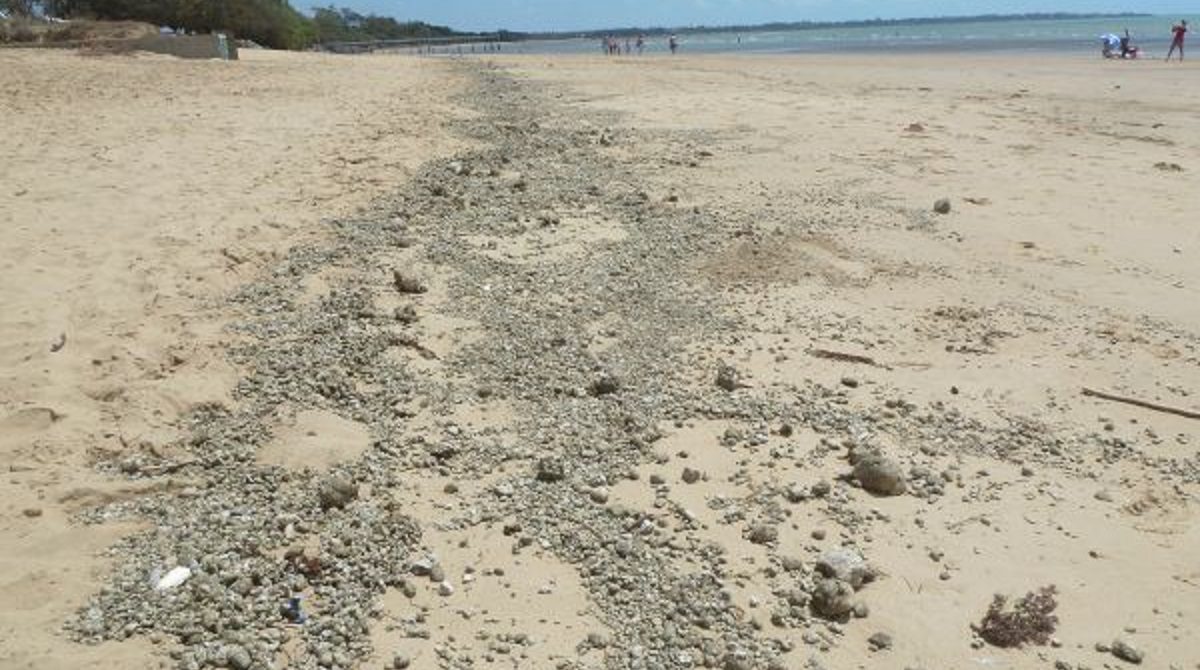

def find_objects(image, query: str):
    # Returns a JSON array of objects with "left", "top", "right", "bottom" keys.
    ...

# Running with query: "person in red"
[{"left": 1166, "top": 19, "right": 1187, "bottom": 62}]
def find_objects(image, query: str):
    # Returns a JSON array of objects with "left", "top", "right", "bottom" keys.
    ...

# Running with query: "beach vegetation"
[
  {"left": 9, "top": 0, "right": 314, "bottom": 48},
  {"left": 973, "top": 585, "right": 1060, "bottom": 648},
  {"left": 1, "top": 0, "right": 37, "bottom": 16},
  {"left": 2, "top": 1, "right": 457, "bottom": 50},
  {"left": 310, "top": 6, "right": 455, "bottom": 43}
]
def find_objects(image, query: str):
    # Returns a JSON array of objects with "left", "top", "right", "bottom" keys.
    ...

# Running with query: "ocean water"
[{"left": 517, "top": 15, "right": 1196, "bottom": 56}]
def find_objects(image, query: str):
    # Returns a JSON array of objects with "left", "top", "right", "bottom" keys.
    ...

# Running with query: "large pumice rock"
[
  {"left": 1111, "top": 639, "right": 1144, "bottom": 665},
  {"left": 536, "top": 457, "right": 565, "bottom": 482},
  {"left": 811, "top": 578, "right": 857, "bottom": 620},
  {"left": 747, "top": 523, "right": 778, "bottom": 545},
  {"left": 392, "top": 270, "right": 427, "bottom": 295},
  {"left": 588, "top": 373, "right": 621, "bottom": 396},
  {"left": 715, "top": 361, "right": 744, "bottom": 391},
  {"left": 318, "top": 474, "right": 359, "bottom": 510},
  {"left": 225, "top": 645, "right": 253, "bottom": 670},
  {"left": 815, "top": 547, "right": 874, "bottom": 590},
  {"left": 851, "top": 452, "right": 907, "bottom": 496}
]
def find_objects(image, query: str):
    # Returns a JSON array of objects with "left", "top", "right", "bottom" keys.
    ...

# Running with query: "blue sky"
[{"left": 320, "top": 1, "right": 1195, "bottom": 32}]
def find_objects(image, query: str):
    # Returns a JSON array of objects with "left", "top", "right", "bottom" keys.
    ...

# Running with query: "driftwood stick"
[
  {"left": 140, "top": 460, "right": 199, "bottom": 476},
  {"left": 809, "top": 348, "right": 886, "bottom": 368},
  {"left": 220, "top": 248, "right": 246, "bottom": 265},
  {"left": 1082, "top": 388, "right": 1200, "bottom": 421}
]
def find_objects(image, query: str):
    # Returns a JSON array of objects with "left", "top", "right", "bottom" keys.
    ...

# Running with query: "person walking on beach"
[
  {"left": 669, "top": 33, "right": 679, "bottom": 54},
  {"left": 636, "top": 34, "right": 645, "bottom": 54},
  {"left": 1166, "top": 20, "right": 1187, "bottom": 61}
]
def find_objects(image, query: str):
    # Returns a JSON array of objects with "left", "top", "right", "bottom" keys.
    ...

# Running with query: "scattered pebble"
[
  {"left": 867, "top": 632, "right": 893, "bottom": 651},
  {"left": 851, "top": 452, "right": 907, "bottom": 496},
  {"left": 1111, "top": 638, "right": 1144, "bottom": 665},
  {"left": 317, "top": 474, "right": 359, "bottom": 510},
  {"left": 392, "top": 270, "right": 427, "bottom": 294},
  {"left": 816, "top": 547, "right": 873, "bottom": 590},
  {"left": 748, "top": 523, "right": 778, "bottom": 545}
]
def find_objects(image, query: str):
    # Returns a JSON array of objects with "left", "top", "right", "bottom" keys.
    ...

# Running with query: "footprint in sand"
[{"left": 0, "top": 407, "right": 64, "bottom": 433}]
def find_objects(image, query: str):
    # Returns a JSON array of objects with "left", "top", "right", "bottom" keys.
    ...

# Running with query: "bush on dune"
[
  {"left": 28, "top": 0, "right": 315, "bottom": 49},
  {"left": 4, "top": 1, "right": 458, "bottom": 50},
  {"left": 0, "top": 18, "right": 37, "bottom": 42}
]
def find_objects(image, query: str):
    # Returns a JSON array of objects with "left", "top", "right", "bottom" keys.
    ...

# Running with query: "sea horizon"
[{"left": 507, "top": 14, "right": 1196, "bottom": 56}]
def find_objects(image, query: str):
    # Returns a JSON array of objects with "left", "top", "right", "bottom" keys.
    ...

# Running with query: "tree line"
[
  {"left": 310, "top": 6, "right": 455, "bottom": 43},
  {"left": 0, "top": 1, "right": 459, "bottom": 49}
]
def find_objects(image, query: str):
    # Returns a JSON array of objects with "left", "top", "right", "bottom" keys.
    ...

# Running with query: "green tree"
[
  {"left": 1, "top": 0, "right": 38, "bottom": 16},
  {"left": 43, "top": 0, "right": 315, "bottom": 49},
  {"left": 17, "top": 2, "right": 456, "bottom": 50},
  {"left": 309, "top": 4, "right": 456, "bottom": 43}
]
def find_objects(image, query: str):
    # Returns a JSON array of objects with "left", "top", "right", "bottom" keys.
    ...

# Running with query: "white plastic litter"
[{"left": 155, "top": 566, "right": 192, "bottom": 591}]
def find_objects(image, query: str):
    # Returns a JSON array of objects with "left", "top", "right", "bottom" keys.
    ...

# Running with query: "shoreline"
[
  {"left": 514, "top": 39, "right": 1185, "bottom": 56},
  {"left": 506, "top": 14, "right": 1197, "bottom": 58}
]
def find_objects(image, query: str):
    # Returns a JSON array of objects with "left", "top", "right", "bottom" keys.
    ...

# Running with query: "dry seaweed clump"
[{"left": 974, "top": 585, "right": 1059, "bottom": 648}]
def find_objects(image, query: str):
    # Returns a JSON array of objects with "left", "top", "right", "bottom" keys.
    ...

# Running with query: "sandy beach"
[
  {"left": 0, "top": 47, "right": 465, "bottom": 668},
  {"left": 1, "top": 46, "right": 1197, "bottom": 670}
]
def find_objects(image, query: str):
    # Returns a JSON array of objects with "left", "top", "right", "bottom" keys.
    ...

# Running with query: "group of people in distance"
[
  {"left": 1102, "top": 30, "right": 1141, "bottom": 59},
  {"left": 602, "top": 33, "right": 680, "bottom": 55},
  {"left": 1102, "top": 19, "right": 1187, "bottom": 61}
]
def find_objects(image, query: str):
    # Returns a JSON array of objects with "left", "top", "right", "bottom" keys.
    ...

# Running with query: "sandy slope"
[{"left": 0, "top": 48, "right": 463, "bottom": 668}]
